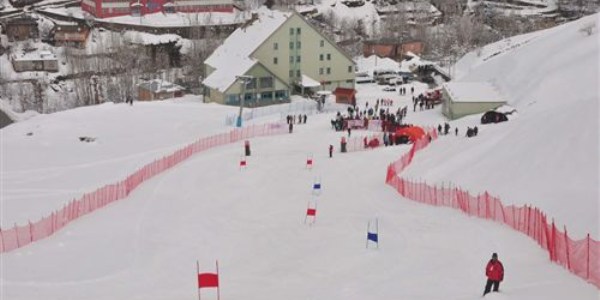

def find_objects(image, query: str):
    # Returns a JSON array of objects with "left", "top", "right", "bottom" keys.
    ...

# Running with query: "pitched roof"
[
  {"left": 138, "top": 79, "right": 184, "bottom": 93},
  {"left": 443, "top": 82, "right": 505, "bottom": 103},
  {"left": 203, "top": 8, "right": 291, "bottom": 92}
]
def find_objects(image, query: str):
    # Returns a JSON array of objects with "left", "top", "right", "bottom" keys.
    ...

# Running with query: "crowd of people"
[
  {"left": 286, "top": 114, "right": 308, "bottom": 133},
  {"left": 437, "top": 123, "right": 479, "bottom": 138},
  {"left": 330, "top": 99, "right": 409, "bottom": 133}
]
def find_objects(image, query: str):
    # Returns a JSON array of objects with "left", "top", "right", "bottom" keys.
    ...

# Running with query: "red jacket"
[{"left": 486, "top": 260, "right": 504, "bottom": 281}]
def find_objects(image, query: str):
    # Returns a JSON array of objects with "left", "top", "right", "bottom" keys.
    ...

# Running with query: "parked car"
[{"left": 382, "top": 86, "right": 396, "bottom": 92}]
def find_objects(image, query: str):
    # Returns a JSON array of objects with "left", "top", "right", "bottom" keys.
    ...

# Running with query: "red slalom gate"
[
  {"left": 384, "top": 128, "right": 600, "bottom": 289},
  {"left": 0, "top": 123, "right": 287, "bottom": 253}
]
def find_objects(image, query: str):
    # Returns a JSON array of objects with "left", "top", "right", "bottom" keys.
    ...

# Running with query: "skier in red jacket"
[{"left": 483, "top": 253, "right": 504, "bottom": 296}]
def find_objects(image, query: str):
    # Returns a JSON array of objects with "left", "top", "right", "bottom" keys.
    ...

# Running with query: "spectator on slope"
[
  {"left": 455, "top": 127, "right": 458, "bottom": 136},
  {"left": 473, "top": 126, "right": 478, "bottom": 136},
  {"left": 329, "top": 144, "right": 333, "bottom": 158},
  {"left": 303, "top": 114, "right": 307, "bottom": 124},
  {"left": 437, "top": 124, "right": 442, "bottom": 135},
  {"left": 483, "top": 253, "right": 504, "bottom": 296},
  {"left": 289, "top": 122, "right": 293, "bottom": 133}
]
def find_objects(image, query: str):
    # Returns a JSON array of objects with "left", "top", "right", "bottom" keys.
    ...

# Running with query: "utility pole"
[{"left": 235, "top": 75, "right": 254, "bottom": 127}]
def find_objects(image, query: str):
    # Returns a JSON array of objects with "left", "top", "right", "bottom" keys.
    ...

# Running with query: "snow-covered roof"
[
  {"left": 443, "top": 82, "right": 505, "bottom": 103},
  {"left": 203, "top": 8, "right": 292, "bottom": 92},
  {"left": 123, "top": 31, "right": 181, "bottom": 45},
  {"left": 138, "top": 79, "right": 184, "bottom": 93},
  {"left": 52, "top": 19, "right": 81, "bottom": 27},
  {"left": 354, "top": 55, "right": 399, "bottom": 75},
  {"left": 301, "top": 74, "right": 320, "bottom": 87},
  {"left": 12, "top": 50, "right": 57, "bottom": 61},
  {"left": 41, "top": 7, "right": 250, "bottom": 27}
]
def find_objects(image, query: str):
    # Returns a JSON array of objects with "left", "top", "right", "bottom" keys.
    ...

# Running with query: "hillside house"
[
  {"left": 441, "top": 82, "right": 506, "bottom": 120},
  {"left": 51, "top": 21, "right": 90, "bottom": 48},
  {"left": 11, "top": 50, "right": 59, "bottom": 72},
  {"left": 362, "top": 38, "right": 424, "bottom": 60},
  {"left": 81, "top": 0, "right": 242, "bottom": 18},
  {"left": 202, "top": 9, "right": 355, "bottom": 107},
  {"left": 1, "top": 16, "right": 38, "bottom": 42},
  {"left": 138, "top": 79, "right": 185, "bottom": 100}
]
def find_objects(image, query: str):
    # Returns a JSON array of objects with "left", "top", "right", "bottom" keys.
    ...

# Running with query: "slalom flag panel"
[
  {"left": 239, "top": 155, "right": 247, "bottom": 169},
  {"left": 305, "top": 202, "right": 317, "bottom": 225},
  {"left": 367, "top": 232, "right": 378, "bottom": 243},
  {"left": 197, "top": 260, "right": 221, "bottom": 300},
  {"left": 313, "top": 183, "right": 321, "bottom": 190},
  {"left": 198, "top": 273, "right": 219, "bottom": 288},
  {"left": 366, "top": 218, "right": 379, "bottom": 249},
  {"left": 306, "top": 154, "right": 314, "bottom": 169}
]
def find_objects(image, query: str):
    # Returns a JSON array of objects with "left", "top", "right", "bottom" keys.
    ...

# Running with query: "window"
[
  {"left": 327, "top": 53, "right": 331, "bottom": 60},
  {"left": 275, "top": 90, "right": 288, "bottom": 100},
  {"left": 296, "top": 70, "right": 301, "bottom": 77},
  {"left": 289, "top": 70, "right": 294, "bottom": 78},
  {"left": 259, "top": 77, "right": 273, "bottom": 89},
  {"left": 289, "top": 56, "right": 294, "bottom": 63},
  {"left": 296, "top": 41, "right": 301, "bottom": 49},
  {"left": 348, "top": 65, "right": 353, "bottom": 73},
  {"left": 320, "top": 40, "right": 324, "bottom": 47},
  {"left": 274, "top": 57, "right": 278, "bottom": 64},
  {"left": 319, "top": 68, "right": 323, "bottom": 75},
  {"left": 290, "top": 28, "right": 294, "bottom": 35},
  {"left": 260, "top": 91, "right": 273, "bottom": 100},
  {"left": 245, "top": 78, "right": 257, "bottom": 90},
  {"left": 296, "top": 27, "right": 301, "bottom": 34},
  {"left": 296, "top": 56, "right": 301, "bottom": 63},
  {"left": 227, "top": 95, "right": 238, "bottom": 105},
  {"left": 326, "top": 67, "right": 331, "bottom": 74},
  {"left": 273, "top": 42, "right": 278, "bottom": 50},
  {"left": 319, "top": 54, "right": 324, "bottom": 61},
  {"left": 289, "top": 42, "right": 294, "bottom": 49}
]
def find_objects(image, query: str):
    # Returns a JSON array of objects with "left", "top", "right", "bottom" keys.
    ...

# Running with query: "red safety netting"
[
  {"left": 0, "top": 123, "right": 287, "bottom": 253},
  {"left": 384, "top": 129, "right": 600, "bottom": 289}
]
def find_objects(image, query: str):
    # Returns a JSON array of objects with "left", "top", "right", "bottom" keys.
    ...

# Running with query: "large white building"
[{"left": 202, "top": 9, "right": 356, "bottom": 106}]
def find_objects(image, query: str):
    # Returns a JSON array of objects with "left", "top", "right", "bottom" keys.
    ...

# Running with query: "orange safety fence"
[
  {"left": 0, "top": 123, "right": 288, "bottom": 253},
  {"left": 385, "top": 129, "right": 600, "bottom": 289}
]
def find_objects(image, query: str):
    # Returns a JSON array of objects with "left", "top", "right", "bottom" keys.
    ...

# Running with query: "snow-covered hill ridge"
[{"left": 404, "top": 13, "right": 599, "bottom": 239}]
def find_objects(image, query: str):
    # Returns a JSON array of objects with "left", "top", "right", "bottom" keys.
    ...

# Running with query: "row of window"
[
  {"left": 242, "top": 77, "right": 274, "bottom": 90},
  {"left": 226, "top": 90, "right": 289, "bottom": 104},
  {"left": 273, "top": 39, "right": 326, "bottom": 50},
  {"left": 273, "top": 54, "right": 333, "bottom": 65}
]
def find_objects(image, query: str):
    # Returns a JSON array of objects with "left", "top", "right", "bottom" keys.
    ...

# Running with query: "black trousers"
[{"left": 483, "top": 279, "right": 500, "bottom": 295}]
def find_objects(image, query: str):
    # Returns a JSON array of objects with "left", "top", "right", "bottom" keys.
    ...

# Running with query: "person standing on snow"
[
  {"left": 483, "top": 253, "right": 504, "bottom": 296},
  {"left": 329, "top": 144, "right": 334, "bottom": 158}
]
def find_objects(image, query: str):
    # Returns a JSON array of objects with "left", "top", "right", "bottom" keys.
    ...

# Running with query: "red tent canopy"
[{"left": 395, "top": 126, "right": 425, "bottom": 142}]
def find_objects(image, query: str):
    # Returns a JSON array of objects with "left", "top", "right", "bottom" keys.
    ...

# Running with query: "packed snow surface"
[{"left": 1, "top": 13, "right": 598, "bottom": 300}]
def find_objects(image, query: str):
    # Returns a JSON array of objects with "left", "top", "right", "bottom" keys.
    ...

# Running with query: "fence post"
[
  {"left": 29, "top": 220, "right": 33, "bottom": 242},
  {"left": 564, "top": 225, "right": 571, "bottom": 271},
  {"left": 0, "top": 228, "right": 4, "bottom": 252},
  {"left": 525, "top": 205, "right": 531, "bottom": 235},
  {"left": 587, "top": 233, "right": 590, "bottom": 279},
  {"left": 551, "top": 220, "right": 557, "bottom": 262},
  {"left": 14, "top": 223, "right": 20, "bottom": 248}
]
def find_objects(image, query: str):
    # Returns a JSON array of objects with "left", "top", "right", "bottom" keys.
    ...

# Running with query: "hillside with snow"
[{"left": 404, "top": 13, "right": 600, "bottom": 239}]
